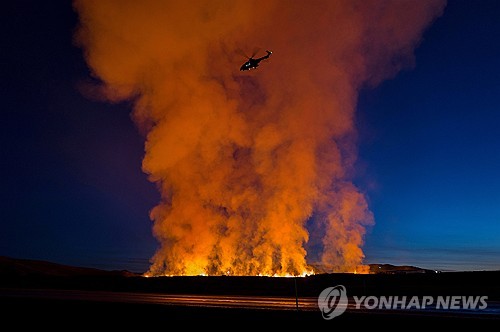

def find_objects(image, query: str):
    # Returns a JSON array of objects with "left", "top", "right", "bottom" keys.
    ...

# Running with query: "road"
[{"left": 1, "top": 288, "right": 499, "bottom": 321}]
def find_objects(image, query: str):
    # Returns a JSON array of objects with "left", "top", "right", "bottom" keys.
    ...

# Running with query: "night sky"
[{"left": 2, "top": 1, "right": 499, "bottom": 273}]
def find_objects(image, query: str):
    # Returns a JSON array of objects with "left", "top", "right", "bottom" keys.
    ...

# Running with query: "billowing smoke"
[{"left": 73, "top": 0, "right": 445, "bottom": 275}]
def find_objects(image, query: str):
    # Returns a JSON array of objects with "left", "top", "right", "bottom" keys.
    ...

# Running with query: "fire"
[{"left": 74, "top": 0, "right": 445, "bottom": 276}]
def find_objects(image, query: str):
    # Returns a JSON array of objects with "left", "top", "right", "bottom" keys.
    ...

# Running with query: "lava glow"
[{"left": 74, "top": 0, "right": 445, "bottom": 276}]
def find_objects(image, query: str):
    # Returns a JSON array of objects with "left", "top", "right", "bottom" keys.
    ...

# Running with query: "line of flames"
[{"left": 143, "top": 269, "right": 368, "bottom": 277}]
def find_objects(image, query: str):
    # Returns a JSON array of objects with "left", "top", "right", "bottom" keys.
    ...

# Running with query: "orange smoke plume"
[{"left": 73, "top": 0, "right": 445, "bottom": 276}]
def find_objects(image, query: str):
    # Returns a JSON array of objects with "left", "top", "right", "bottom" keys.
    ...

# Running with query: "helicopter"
[{"left": 240, "top": 50, "right": 272, "bottom": 71}]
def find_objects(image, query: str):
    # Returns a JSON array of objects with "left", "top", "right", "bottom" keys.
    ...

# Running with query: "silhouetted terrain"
[
  {"left": 368, "top": 263, "right": 435, "bottom": 274},
  {"left": 1, "top": 256, "right": 499, "bottom": 323},
  {"left": 0, "top": 256, "right": 138, "bottom": 278},
  {"left": 0, "top": 256, "right": 498, "bottom": 299}
]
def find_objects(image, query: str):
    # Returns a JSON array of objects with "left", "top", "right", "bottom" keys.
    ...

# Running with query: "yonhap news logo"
[
  {"left": 318, "top": 285, "right": 348, "bottom": 319},
  {"left": 318, "top": 285, "right": 488, "bottom": 320}
]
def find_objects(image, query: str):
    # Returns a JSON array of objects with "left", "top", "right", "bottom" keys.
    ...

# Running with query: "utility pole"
[{"left": 294, "top": 276, "right": 299, "bottom": 311}]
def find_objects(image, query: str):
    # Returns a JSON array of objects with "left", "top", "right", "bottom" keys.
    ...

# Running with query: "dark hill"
[
  {"left": 0, "top": 256, "right": 138, "bottom": 278},
  {"left": 369, "top": 263, "right": 434, "bottom": 274}
]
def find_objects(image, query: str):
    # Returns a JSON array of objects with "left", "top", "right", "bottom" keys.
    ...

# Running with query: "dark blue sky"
[
  {"left": 356, "top": 0, "right": 500, "bottom": 271},
  {"left": 1, "top": 1, "right": 499, "bottom": 272}
]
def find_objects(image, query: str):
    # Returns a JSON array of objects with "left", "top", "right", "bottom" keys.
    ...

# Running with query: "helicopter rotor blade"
[
  {"left": 251, "top": 47, "right": 261, "bottom": 58},
  {"left": 235, "top": 48, "right": 250, "bottom": 59}
]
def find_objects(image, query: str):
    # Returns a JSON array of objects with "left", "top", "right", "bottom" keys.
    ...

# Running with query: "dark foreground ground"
[
  {"left": 1, "top": 256, "right": 499, "bottom": 324},
  {"left": 2, "top": 269, "right": 499, "bottom": 298},
  {"left": 2, "top": 297, "right": 498, "bottom": 326}
]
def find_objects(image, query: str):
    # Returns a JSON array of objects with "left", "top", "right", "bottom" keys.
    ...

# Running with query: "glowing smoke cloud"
[{"left": 73, "top": 0, "right": 446, "bottom": 275}]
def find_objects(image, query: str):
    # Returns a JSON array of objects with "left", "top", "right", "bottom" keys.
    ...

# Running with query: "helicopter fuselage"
[{"left": 240, "top": 50, "right": 272, "bottom": 71}]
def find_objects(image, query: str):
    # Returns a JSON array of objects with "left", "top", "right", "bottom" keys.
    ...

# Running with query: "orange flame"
[{"left": 74, "top": 0, "right": 445, "bottom": 276}]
